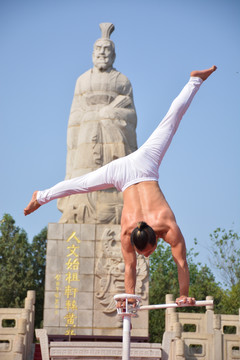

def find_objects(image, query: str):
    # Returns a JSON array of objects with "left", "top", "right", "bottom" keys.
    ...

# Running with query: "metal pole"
[
  {"left": 138, "top": 299, "right": 213, "bottom": 311},
  {"left": 122, "top": 315, "right": 131, "bottom": 360}
]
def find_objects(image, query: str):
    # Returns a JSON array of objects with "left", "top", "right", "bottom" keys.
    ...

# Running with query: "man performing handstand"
[{"left": 24, "top": 66, "right": 217, "bottom": 305}]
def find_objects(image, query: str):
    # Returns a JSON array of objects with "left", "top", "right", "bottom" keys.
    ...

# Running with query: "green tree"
[
  {"left": 208, "top": 228, "right": 240, "bottom": 315},
  {"left": 0, "top": 214, "right": 47, "bottom": 328},
  {"left": 0, "top": 214, "right": 33, "bottom": 307},
  {"left": 30, "top": 227, "right": 47, "bottom": 328},
  {"left": 149, "top": 239, "right": 223, "bottom": 343},
  {"left": 220, "top": 282, "right": 240, "bottom": 315},
  {"left": 209, "top": 228, "right": 240, "bottom": 288}
]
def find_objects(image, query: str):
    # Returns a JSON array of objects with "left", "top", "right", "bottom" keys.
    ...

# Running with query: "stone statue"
[{"left": 58, "top": 23, "right": 138, "bottom": 224}]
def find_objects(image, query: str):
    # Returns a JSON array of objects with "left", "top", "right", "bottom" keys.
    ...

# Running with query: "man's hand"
[
  {"left": 176, "top": 295, "right": 195, "bottom": 306},
  {"left": 116, "top": 298, "right": 137, "bottom": 310}
]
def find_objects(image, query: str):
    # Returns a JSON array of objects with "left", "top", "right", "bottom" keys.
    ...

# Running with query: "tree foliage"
[
  {"left": 30, "top": 227, "right": 47, "bottom": 328},
  {"left": 209, "top": 227, "right": 240, "bottom": 287},
  {"left": 0, "top": 214, "right": 33, "bottom": 307},
  {"left": 0, "top": 214, "right": 47, "bottom": 328}
]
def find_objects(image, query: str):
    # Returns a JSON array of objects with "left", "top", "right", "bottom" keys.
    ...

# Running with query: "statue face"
[{"left": 92, "top": 39, "right": 115, "bottom": 71}]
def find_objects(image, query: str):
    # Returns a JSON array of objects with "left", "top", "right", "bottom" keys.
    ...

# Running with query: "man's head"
[
  {"left": 92, "top": 39, "right": 116, "bottom": 71},
  {"left": 130, "top": 221, "right": 157, "bottom": 257}
]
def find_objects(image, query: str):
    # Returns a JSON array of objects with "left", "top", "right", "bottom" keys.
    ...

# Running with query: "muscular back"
[{"left": 121, "top": 181, "right": 176, "bottom": 247}]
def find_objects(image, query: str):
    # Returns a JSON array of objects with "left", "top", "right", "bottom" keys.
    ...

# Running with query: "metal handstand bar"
[{"left": 114, "top": 293, "right": 214, "bottom": 360}]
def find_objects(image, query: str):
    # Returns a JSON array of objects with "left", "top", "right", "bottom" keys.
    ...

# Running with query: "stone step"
[{"left": 49, "top": 341, "right": 162, "bottom": 359}]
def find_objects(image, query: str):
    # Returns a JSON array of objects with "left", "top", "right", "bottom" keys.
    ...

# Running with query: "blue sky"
[{"left": 1, "top": 0, "right": 239, "bottom": 282}]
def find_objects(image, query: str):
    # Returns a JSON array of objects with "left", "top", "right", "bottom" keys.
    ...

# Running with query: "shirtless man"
[{"left": 24, "top": 66, "right": 217, "bottom": 304}]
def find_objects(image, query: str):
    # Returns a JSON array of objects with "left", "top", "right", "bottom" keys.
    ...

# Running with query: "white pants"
[{"left": 37, "top": 77, "right": 203, "bottom": 205}]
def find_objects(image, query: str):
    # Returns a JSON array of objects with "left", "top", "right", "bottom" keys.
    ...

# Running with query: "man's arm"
[
  {"left": 121, "top": 235, "right": 137, "bottom": 294},
  {"left": 163, "top": 223, "right": 195, "bottom": 304},
  {"left": 171, "top": 241, "right": 190, "bottom": 299}
]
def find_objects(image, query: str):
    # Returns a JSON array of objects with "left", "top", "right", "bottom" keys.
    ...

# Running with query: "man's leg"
[
  {"left": 136, "top": 66, "right": 217, "bottom": 170},
  {"left": 24, "top": 163, "right": 115, "bottom": 215}
]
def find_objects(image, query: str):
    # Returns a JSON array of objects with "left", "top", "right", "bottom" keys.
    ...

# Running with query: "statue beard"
[
  {"left": 98, "top": 64, "right": 108, "bottom": 71},
  {"left": 93, "top": 56, "right": 114, "bottom": 72}
]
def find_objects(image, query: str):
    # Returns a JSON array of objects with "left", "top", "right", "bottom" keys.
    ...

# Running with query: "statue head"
[{"left": 92, "top": 23, "right": 116, "bottom": 71}]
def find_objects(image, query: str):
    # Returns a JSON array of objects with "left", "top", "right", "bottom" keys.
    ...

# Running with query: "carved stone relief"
[{"left": 95, "top": 228, "right": 148, "bottom": 314}]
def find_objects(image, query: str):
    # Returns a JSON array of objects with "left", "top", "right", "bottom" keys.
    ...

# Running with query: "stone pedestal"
[{"left": 43, "top": 223, "right": 149, "bottom": 337}]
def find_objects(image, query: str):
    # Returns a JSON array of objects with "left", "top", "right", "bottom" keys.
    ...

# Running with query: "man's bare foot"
[
  {"left": 24, "top": 191, "right": 41, "bottom": 216},
  {"left": 191, "top": 65, "right": 217, "bottom": 81}
]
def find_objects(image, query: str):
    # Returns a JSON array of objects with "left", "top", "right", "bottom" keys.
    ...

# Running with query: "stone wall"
[{"left": 43, "top": 223, "right": 149, "bottom": 338}]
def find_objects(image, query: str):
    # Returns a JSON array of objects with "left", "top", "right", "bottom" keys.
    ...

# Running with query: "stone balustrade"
[
  {"left": 162, "top": 294, "right": 240, "bottom": 360},
  {"left": 0, "top": 290, "right": 35, "bottom": 360},
  {"left": 36, "top": 293, "right": 240, "bottom": 360}
]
